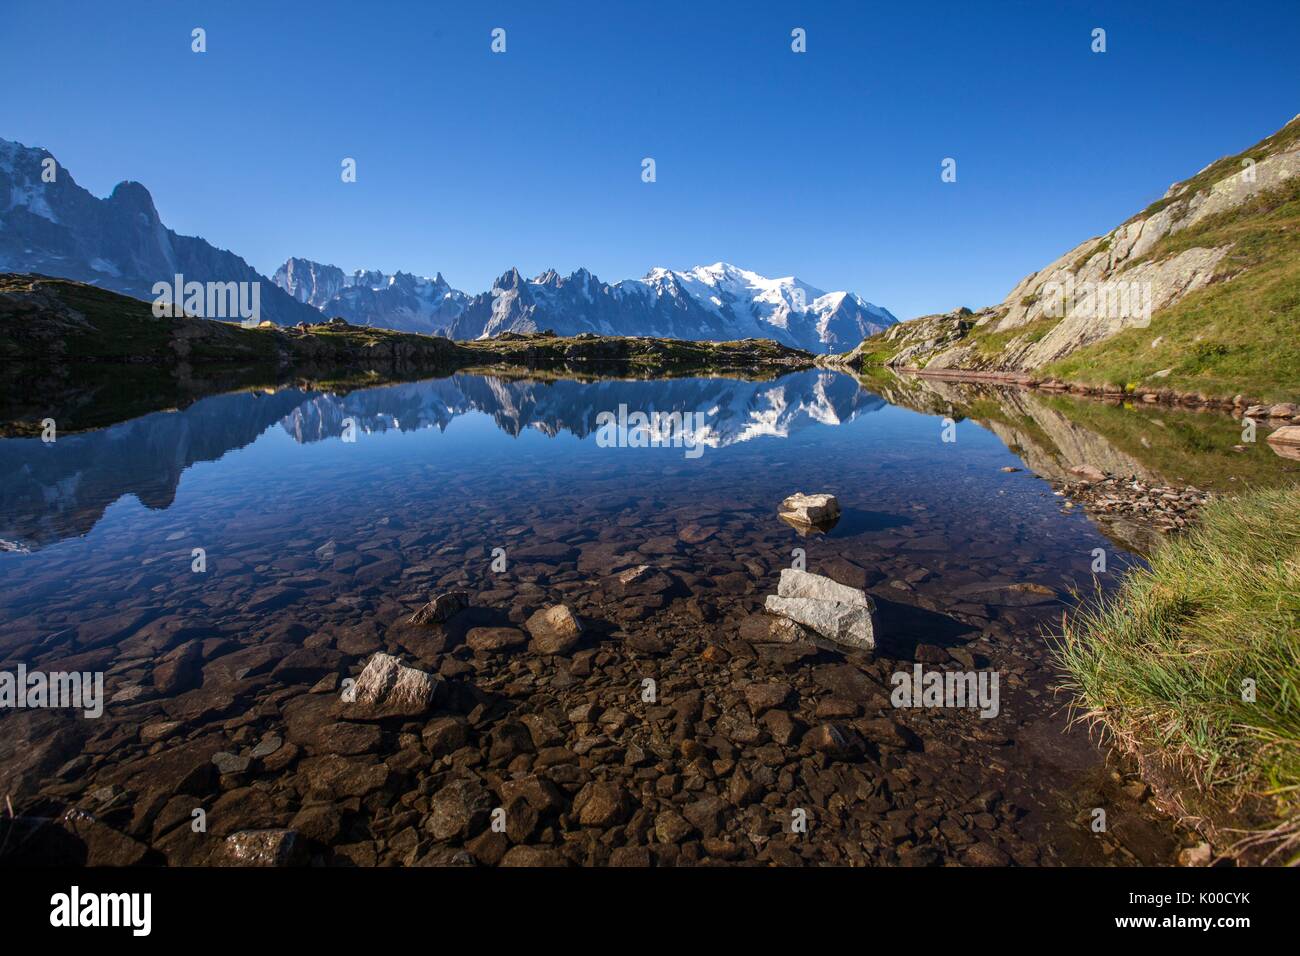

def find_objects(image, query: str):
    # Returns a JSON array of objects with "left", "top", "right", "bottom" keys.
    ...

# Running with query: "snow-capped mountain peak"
[{"left": 604, "top": 262, "right": 895, "bottom": 350}]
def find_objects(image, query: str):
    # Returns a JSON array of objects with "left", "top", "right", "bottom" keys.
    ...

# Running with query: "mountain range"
[
  {"left": 273, "top": 257, "right": 895, "bottom": 352},
  {"left": 0, "top": 137, "right": 895, "bottom": 352},
  {"left": 273, "top": 258, "right": 470, "bottom": 336}
]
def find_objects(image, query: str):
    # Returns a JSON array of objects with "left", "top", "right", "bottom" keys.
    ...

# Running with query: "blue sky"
[{"left": 3, "top": 0, "right": 1297, "bottom": 318}]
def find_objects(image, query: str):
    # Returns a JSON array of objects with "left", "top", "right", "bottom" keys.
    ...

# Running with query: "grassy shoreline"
[{"left": 1054, "top": 485, "right": 1300, "bottom": 862}]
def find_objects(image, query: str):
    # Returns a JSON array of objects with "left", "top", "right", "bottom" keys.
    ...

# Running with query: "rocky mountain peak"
[{"left": 494, "top": 267, "right": 526, "bottom": 291}]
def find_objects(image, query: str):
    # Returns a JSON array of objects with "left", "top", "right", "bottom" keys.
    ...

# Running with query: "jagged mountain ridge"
[
  {"left": 281, "top": 258, "right": 895, "bottom": 352},
  {"left": 274, "top": 257, "right": 468, "bottom": 335},
  {"left": 0, "top": 139, "right": 320, "bottom": 327}
]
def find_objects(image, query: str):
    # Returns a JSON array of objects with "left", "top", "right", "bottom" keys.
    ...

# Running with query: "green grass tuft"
[{"left": 1054, "top": 485, "right": 1300, "bottom": 860}]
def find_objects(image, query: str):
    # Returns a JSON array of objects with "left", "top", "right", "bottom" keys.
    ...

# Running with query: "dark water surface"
[{"left": 5, "top": 369, "right": 1285, "bottom": 866}]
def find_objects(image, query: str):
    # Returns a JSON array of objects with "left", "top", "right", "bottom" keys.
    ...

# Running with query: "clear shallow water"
[
  {"left": 0, "top": 371, "right": 1139, "bottom": 652},
  {"left": 0, "top": 369, "right": 1197, "bottom": 866}
]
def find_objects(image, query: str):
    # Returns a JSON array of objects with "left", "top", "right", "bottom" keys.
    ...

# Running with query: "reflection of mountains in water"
[
  {"left": 0, "top": 388, "right": 317, "bottom": 551},
  {"left": 0, "top": 372, "right": 881, "bottom": 550},
  {"left": 872, "top": 375, "right": 1162, "bottom": 484},
  {"left": 280, "top": 371, "right": 886, "bottom": 447},
  {"left": 867, "top": 369, "right": 1300, "bottom": 552}
]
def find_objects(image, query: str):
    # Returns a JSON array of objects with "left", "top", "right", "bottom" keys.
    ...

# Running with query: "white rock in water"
[
  {"left": 525, "top": 604, "right": 584, "bottom": 655},
  {"left": 777, "top": 568, "right": 870, "bottom": 607},
  {"left": 349, "top": 653, "right": 439, "bottom": 718},
  {"left": 764, "top": 595, "right": 877, "bottom": 650},
  {"left": 778, "top": 492, "right": 840, "bottom": 525}
]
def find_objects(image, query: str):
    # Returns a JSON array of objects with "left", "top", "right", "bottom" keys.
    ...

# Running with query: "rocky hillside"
[
  {"left": 0, "top": 273, "right": 466, "bottom": 374},
  {"left": 852, "top": 116, "right": 1300, "bottom": 401}
]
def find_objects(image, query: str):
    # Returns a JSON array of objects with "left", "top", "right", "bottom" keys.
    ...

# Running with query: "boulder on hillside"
[{"left": 1069, "top": 464, "right": 1107, "bottom": 483}]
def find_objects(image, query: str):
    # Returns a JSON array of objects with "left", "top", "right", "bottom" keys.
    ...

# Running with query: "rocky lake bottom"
[{"left": 1, "top": 369, "right": 1295, "bottom": 866}]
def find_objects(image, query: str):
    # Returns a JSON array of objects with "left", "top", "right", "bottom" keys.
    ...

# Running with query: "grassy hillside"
[
  {"left": 851, "top": 116, "right": 1300, "bottom": 402},
  {"left": 1044, "top": 176, "right": 1300, "bottom": 401}
]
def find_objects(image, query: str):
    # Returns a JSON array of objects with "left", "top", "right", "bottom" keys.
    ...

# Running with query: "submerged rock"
[
  {"left": 215, "top": 828, "right": 303, "bottom": 866},
  {"left": 778, "top": 492, "right": 841, "bottom": 532},
  {"left": 466, "top": 627, "right": 527, "bottom": 653},
  {"left": 764, "top": 568, "right": 877, "bottom": 650},
  {"left": 60, "top": 809, "right": 151, "bottom": 866},
  {"left": 952, "top": 581, "right": 1058, "bottom": 607},
  {"left": 153, "top": 640, "right": 203, "bottom": 695},
  {"left": 345, "top": 653, "right": 440, "bottom": 719},
  {"left": 426, "top": 779, "right": 493, "bottom": 841},
  {"left": 767, "top": 616, "right": 815, "bottom": 644},
  {"left": 525, "top": 604, "right": 583, "bottom": 655},
  {"left": 212, "top": 751, "right": 251, "bottom": 775},
  {"left": 409, "top": 590, "right": 470, "bottom": 625}
]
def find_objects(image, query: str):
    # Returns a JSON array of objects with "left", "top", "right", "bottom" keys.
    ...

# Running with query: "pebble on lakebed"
[{"left": 409, "top": 590, "right": 469, "bottom": 625}]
